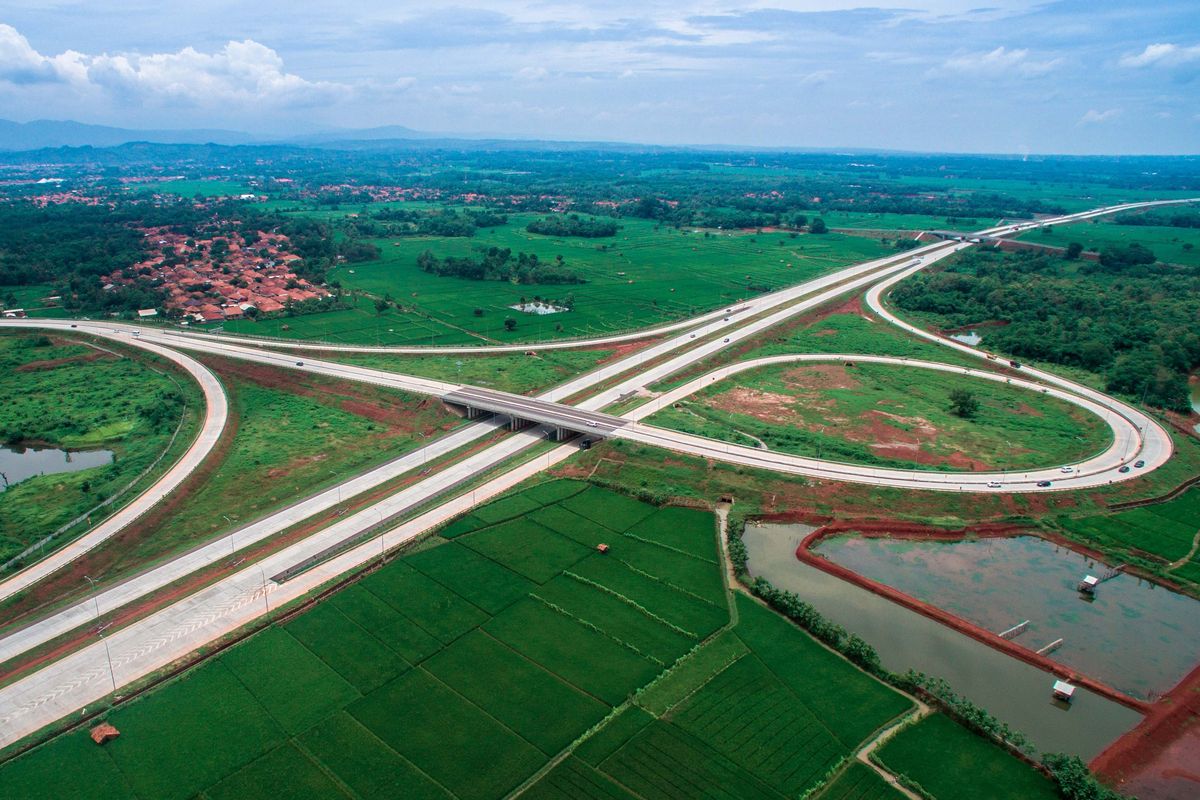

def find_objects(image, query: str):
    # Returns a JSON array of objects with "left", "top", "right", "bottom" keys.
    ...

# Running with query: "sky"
[{"left": 0, "top": 1, "right": 1197, "bottom": 154}]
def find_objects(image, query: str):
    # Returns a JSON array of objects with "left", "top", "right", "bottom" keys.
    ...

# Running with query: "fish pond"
[
  {"left": 743, "top": 522, "right": 1143, "bottom": 758},
  {"left": 814, "top": 533, "right": 1200, "bottom": 701}
]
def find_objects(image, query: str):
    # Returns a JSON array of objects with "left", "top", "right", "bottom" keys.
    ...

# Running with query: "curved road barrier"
[{"left": 0, "top": 324, "right": 229, "bottom": 604}]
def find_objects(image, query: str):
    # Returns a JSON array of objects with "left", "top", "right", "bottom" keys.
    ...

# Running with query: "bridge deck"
[{"left": 443, "top": 386, "right": 628, "bottom": 435}]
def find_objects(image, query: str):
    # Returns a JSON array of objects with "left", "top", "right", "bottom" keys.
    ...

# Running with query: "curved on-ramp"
[
  {"left": 0, "top": 322, "right": 228, "bottom": 603},
  {"left": 617, "top": 353, "right": 1170, "bottom": 492}
]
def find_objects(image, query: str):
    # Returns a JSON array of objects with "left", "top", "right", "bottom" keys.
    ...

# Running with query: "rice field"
[{"left": 0, "top": 479, "right": 1051, "bottom": 799}]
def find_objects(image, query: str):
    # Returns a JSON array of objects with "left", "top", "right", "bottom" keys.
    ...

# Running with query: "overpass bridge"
[{"left": 442, "top": 386, "right": 629, "bottom": 440}]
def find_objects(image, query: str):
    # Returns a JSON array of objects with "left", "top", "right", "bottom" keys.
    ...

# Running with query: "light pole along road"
[{"left": 0, "top": 198, "right": 1193, "bottom": 749}]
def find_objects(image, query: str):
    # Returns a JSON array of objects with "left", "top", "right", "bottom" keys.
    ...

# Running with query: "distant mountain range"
[{"left": 0, "top": 119, "right": 444, "bottom": 151}]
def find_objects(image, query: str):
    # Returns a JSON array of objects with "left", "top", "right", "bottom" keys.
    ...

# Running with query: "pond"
[
  {"left": 744, "top": 522, "right": 1143, "bottom": 759},
  {"left": 0, "top": 445, "right": 114, "bottom": 492},
  {"left": 814, "top": 534, "right": 1200, "bottom": 701}
]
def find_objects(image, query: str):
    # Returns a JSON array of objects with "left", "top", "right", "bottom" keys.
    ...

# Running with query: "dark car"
[
  {"left": 296, "top": 361, "right": 304, "bottom": 366},
  {"left": 1037, "top": 480, "right": 1052, "bottom": 487},
  {"left": 1134, "top": 460, "right": 1145, "bottom": 468},
  {"left": 579, "top": 439, "right": 592, "bottom": 450},
  {"left": 1118, "top": 466, "right": 1131, "bottom": 473}
]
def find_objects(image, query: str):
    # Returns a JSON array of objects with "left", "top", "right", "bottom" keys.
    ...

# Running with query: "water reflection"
[
  {"left": 815, "top": 534, "right": 1200, "bottom": 700},
  {"left": 0, "top": 445, "right": 114, "bottom": 491}
]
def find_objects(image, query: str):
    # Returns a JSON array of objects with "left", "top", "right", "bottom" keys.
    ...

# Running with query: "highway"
[{"left": 0, "top": 197, "right": 1193, "bottom": 749}]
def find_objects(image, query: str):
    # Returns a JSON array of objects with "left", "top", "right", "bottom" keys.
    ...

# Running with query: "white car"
[
  {"left": 586, "top": 421, "right": 599, "bottom": 428},
  {"left": 1060, "top": 466, "right": 1074, "bottom": 474},
  {"left": 986, "top": 481, "right": 1002, "bottom": 488}
]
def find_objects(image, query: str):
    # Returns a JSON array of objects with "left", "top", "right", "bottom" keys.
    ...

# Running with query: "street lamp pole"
[{"left": 85, "top": 575, "right": 118, "bottom": 695}]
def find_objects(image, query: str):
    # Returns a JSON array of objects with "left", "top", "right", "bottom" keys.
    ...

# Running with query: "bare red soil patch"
[
  {"left": 14, "top": 351, "right": 113, "bottom": 372},
  {"left": 1093, "top": 663, "right": 1200, "bottom": 800}
]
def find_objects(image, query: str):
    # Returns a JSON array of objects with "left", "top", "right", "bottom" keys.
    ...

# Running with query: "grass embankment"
[
  {"left": 874, "top": 714, "right": 1059, "bottom": 800},
  {"left": 1019, "top": 219, "right": 1200, "bottom": 268},
  {"left": 330, "top": 347, "right": 622, "bottom": 395},
  {"left": 648, "top": 361, "right": 1111, "bottom": 472},
  {"left": 0, "top": 481, "right": 927, "bottom": 800},
  {"left": 95, "top": 359, "right": 459, "bottom": 574},
  {"left": 218, "top": 214, "right": 891, "bottom": 346},
  {"left": 0, "top": 333, "right": 202, "bottom": 566}
]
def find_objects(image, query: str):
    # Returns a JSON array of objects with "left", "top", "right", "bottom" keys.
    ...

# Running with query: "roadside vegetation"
[
  {"left": 647, "top": 361, "right": 1111, "bottom": 471},
  {"left": 0, "top": 333, "right": 201, "bottom": 567},
  {"left": 330, "top": 347, "right": 625, "bottom": 395},
  {"left": 891, "top": 246, "right": 1200, "bottom": 410}
]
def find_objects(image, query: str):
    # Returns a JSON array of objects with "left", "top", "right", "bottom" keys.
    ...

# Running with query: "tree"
[
  {"left": 809, "top": 218, "right": 828, "bottom": 234},
  {"left": 1064, "top": 241, "right": 1083, "bottom": 260},
  {"left": 503, "top": 317, "right": 518, "bottom": 332},
  {"left": 1043, "top": 754, "right": 1125, "bottom": 800},
  {"left": 949, "top": 388, "right": 980, "bottom": 418},
  {"left": 472, "top": 307, "right": 485, "bottom": 317},
  {"left": 373, "top": 298, "right": 389, "bottom": 314}
]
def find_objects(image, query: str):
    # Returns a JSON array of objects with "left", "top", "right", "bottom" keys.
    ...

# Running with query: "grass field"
[
  {"left": 648, "top": 361, "right": 1112, "bottom": 471},
  {"left": 219, "top": 213, "right": 891, "bottom": 345},
  {"left": 0, "top": 477, "right": 994, "bottom": 800},
  {"left": 815, "top": 762, "right": 905, "bottom": 800},
  {"left": 0, "top": 332, "right": 202, "bottom": 565},
  {"left": 1057, "top": 487, "right": 1200, "bottom": 566},
  {"left": 1019, "top": 218, "right": 1200, "bottom": 268},
  {"left": 874, "top": 714, "right": 1060, "bottom": 800},
  {"left": 332, "top": 347, "right": 618, "bottom": 395}
]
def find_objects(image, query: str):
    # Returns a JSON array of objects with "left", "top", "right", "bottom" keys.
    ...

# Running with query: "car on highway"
[
  {"left": 690, "top": 333, "right": 695, "bottom": 338},
  {"left": 296, "top": 361, "right": 304, "bottom": 366},
  {"left": 723, "top": 338, "right": 730, "bottom": 343},
  {"left": 986, "top": 481, "right": 1002, "bottom": 488},
  {"left": 1009, "top": 360, "right": 1022, "bottom": 368},
  {"left": 69, "top": 323, "right": 77, "bottom": 328},
  {"left": 1118, "top": 466, "right": 1131, "bottom": 473},
  {"left": 1060, "top": 466, "right": 1074, "bottom": 473},
  {"left": 586, "top": 421, "right": 598, "bottom": 428},
  {"left": 1134, "top": 460, "right": 1145, "bottom": 468},
  {"left": 1037, "top": 480, "right": 1052, "bottom": 487}
]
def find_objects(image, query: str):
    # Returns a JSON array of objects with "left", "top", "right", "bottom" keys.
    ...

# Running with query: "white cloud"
[
  {"left": 1119, "top": 42, "right": 1200, "bottom": 68},
  {"left": 0, "top": 24, "right": 341, "bottom": 106},
  {"left": 940, "top": 46, "right": 1060, "bottom": 77},
  {"left": 1079, "top": 108, "right": 1121, "bottom": 125},
  {"left": 515, "top": 66, "right": 549, "bottom": 81}
]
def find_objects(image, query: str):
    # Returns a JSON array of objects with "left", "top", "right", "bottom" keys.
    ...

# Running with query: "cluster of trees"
[
  {"left": 363, "top": 207, "right": 507, "bottom": 238},
  {"left": 891, "top": 248, "right": 1200, "bottom": 409},
  {"left": 416, "top": 246, "right": 585, "bottom": 285},
  {"left": 526, "top": 214, "right": 617, "bottom": 238}
]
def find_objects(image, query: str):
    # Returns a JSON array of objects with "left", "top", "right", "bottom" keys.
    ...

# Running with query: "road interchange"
[{"left": 0, "top": 197, "right": 1194, "bottom": 749}]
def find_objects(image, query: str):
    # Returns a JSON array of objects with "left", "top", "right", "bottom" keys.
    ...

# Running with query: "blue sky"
[{"left": 0, "top": 1, "right": 1197, "bottom": 153}]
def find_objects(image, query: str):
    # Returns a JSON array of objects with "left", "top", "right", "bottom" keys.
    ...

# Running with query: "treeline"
[
  {"left": 890, "top": 247, "right": 1200, "bottom": 409},
  {"left": 1115, "top": 208, "right": 1200, "bottom": 229},
  {"left": 526, "top": 214, "right": 617, "bottom": 238},
  {"left": 416, "top": 247, "right": 585, "bottom": 285}
]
